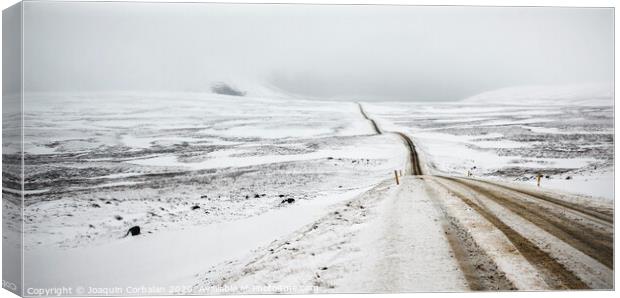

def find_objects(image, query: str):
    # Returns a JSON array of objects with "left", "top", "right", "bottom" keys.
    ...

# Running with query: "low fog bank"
[{"left": 20, "top": 2, "right": 613, "bottom": 102}]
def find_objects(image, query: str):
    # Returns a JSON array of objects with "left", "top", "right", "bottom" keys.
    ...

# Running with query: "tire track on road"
[
  {"left": 445, "top": 177, "right": 613, "bottom": 269},
  {"left": 421, "top": 177, "right": 515, "bottom": 291},
  {"left": 463, "top": 177, "right": 614, "bottom": 225},
  {"left": 431, "top": 176, "right": 589, "bottom": 289}
]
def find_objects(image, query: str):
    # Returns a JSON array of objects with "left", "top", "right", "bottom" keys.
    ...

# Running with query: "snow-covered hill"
[{"left": 463, "top": 83, "right": 613, "bottom": 106}]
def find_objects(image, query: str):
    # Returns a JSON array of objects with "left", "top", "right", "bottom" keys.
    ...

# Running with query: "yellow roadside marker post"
[
  {"left": 536, "top": 173, "right": 542, "bottom": 187},
  {"left": 394, "top": 170, "right": 400, "bottom": 185}
]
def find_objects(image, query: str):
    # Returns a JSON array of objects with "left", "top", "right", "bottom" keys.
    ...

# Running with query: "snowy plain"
[
  {"left": 2, "top": 83, "right": 614, "bottom": 294},
  {"left": 9, "top": 92, "right": 409, "bottom": 293}
]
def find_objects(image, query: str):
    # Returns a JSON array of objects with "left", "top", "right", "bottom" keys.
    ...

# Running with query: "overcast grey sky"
[{"left": 21, "top": 2, "right": 613, "bottom": 101}]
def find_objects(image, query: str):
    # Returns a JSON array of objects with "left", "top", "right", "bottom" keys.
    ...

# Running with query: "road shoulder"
[{"left": 191, "top": 177, "right": 469, "bottom": 293}]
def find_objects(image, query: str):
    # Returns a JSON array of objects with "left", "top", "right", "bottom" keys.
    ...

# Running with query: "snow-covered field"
[
  {"left": 2, "top": 84, "right": 613, "bottom": 294},
  {"left": 364, "top": 84, "right": 614, "bottom": 200},
  {"left": 8, "top": 92, "right": 409, "bottom": 292}
]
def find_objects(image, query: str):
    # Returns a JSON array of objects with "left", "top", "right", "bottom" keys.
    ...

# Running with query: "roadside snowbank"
[
  {"left": 24, "top": 187, "right": 371, "bottom": 292},
  {"left": 192, "top": 177, "right": 469, "bottom": 293}
]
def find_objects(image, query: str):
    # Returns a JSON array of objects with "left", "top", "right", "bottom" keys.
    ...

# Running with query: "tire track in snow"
[
  {"left": 421, "top": 177, "right": 515, "bottom": 291},
  {"left": 431, "top": 176, "right": 590, "bottom": 289},
  {"left": 462, "top": 177, "right": 614, "bottom": 225},
  {"left": 445, "top": 177, "right": 613, "bottom": 270}
]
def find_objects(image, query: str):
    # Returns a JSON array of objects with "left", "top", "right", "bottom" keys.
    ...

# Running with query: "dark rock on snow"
[
  {"left": 124, "top": 226, "right": 141, "bottom": 237},
  {"left": 281, "top": 198, "right": 295, "bottom": 204}
]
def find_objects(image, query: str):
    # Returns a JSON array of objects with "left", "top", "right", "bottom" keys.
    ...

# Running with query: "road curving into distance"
[
  {"left": 357, "top": 103, "right": 423, "bottom": 175},
  {"left": 356, "top": 102, "right": 613, "bottom": 290}
]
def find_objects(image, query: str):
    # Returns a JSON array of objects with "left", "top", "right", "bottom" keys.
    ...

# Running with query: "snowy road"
[
  {"left": 194, "top": 173, "right": 613, "bottom": 292},
  {"left": 357, "top": 103, "right": 423, "bottom": 175}
]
